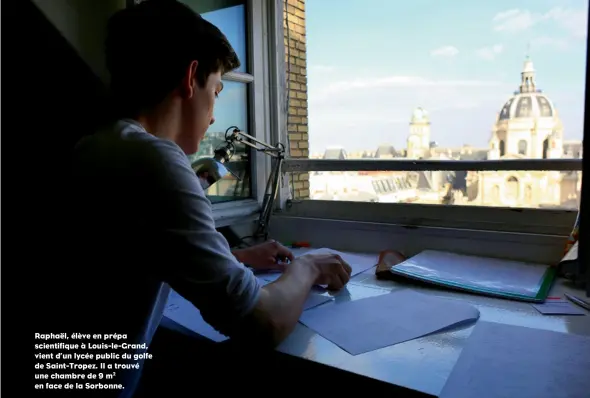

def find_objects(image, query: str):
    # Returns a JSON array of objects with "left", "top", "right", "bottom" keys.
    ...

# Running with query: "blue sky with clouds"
[{"left": 305, "top": 0, "right": 588, "bottom": 153}]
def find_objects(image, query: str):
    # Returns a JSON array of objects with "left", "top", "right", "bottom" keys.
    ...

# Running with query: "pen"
[
  {"left": 564, "top": 293, "right": 590, "bottom": 311},
  {"left": 287, "top": 241, "right": 311, "bottom": 248}
]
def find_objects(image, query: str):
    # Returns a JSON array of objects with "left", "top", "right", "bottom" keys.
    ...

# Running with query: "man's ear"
[{"left": 180, "top": 60, "right": 199, "bottom": 99}]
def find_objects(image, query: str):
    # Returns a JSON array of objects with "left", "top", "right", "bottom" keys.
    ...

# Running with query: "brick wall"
[{"left": 284, "top": 0, "right": 310, "bottom": 199}]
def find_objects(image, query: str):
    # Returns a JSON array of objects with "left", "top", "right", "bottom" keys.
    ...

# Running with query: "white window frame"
[
  {"left": 127, "top": 1, "right": 277, "bottom": 228},
  {"left": 216, "top": 0, "right": 289, "bottom": 229},
  {"left": 203, "top": 0, "right": 275, "bottom": 227}
]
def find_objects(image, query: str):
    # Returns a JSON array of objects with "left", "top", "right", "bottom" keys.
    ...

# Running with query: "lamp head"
[{"left": 191, "top": 146, "right": 240, "bottom": 191}]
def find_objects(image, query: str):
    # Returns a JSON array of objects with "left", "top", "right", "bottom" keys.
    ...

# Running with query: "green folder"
[{"left": 389, "top": 250, "right": 556, "bottom": 303}]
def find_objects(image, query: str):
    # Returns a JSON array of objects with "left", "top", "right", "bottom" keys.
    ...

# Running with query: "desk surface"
[{"left": 162, "top": 249, "right": 590, "bottom": 397}]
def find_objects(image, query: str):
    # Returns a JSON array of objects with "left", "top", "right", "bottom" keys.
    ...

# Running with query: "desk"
[{"left": 161, "top": 250, "right": 590, "bottom": 397}]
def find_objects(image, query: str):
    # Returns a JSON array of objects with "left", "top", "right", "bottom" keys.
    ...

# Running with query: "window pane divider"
[
  {"left": 223, "top": 71, "right": 255, "bottom": 83},
  {"left": 282, "top": 158, "right": 583, "bottom": 172}
]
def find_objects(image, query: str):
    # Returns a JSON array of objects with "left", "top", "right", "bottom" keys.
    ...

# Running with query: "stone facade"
[{"left": 284, "top": 0, "right": 310, "bottom": 199}]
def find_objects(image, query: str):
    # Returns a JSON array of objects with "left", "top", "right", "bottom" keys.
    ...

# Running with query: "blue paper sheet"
[
  {"left": 299, "top": 289, "right": 480, "bottom": 355},
  {"left": 163, "top": 288, "right": 333, "bottom": 342},
  {"left": 439, "top": 321, "right": 590, "bottom": 398},
  {"left": 531, "top": 300, "right": 586, "bottom": 315}
]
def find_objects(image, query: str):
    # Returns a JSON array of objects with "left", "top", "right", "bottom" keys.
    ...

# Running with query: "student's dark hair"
[{"left": 105, "top": 0, "right": 240, "bottom": 117}]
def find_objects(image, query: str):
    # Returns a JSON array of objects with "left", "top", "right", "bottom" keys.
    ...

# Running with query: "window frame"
[
  {"left": 263, "top": 3, "right": 583, "bottom": 238},
  {"left": 274, "top": 157, "right": 582, "bottom": 236},
  {"left": 203, "top": 0, "right": 267, "bottom": 225},
  {"left": 130, "top": 0, "right": 277, "bottom": 225},
  {"left": 185, "top": 0, "right": 278, "bottom": 225}
]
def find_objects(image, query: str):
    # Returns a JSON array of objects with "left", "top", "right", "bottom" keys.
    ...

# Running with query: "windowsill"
[
  {"left": 281, "top": 199, "right": 578, "bottom": 236},
  {"left": 268, "top": 215, "right": 568, "bottom": 265}
]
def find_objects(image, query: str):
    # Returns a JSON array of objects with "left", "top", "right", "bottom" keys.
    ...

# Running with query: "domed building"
[
  {"left": 474, "top": 56, "right": 581, "bottom": 208},
  {"left": 488, "top": 57, "right": 562, "bottom": 160}
]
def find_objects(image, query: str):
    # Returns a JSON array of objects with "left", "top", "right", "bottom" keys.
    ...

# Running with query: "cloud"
[
  {"left": 492, "top": 7, "right": 588, "bottom": 38},
  {"left": 306, "top": 74, "right": 514, "bottom": 152},
  {"left": 430, "top": 45, "right": 459, "bottom": 58},
  {"left": 531, "top": 36, "right": 570, "bottom": 50},
  {"left": 545, "top": 7, "right": 588, "bottom": 38},
  {"left": 309, "top": 64, "right": 335, "bottom": 73},
  {"left": 311, "top": 75, "right": 504, "bottom": 101},
  {"left": 475, "top": 44, "right": 504, "bottom": 60},
  {"left": 493, "top": 9, "right": 536, "bottom": 32}
]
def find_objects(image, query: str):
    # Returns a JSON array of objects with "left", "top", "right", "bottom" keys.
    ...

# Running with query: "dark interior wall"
[
  {"left": 32, "top": 0, "right": 126, "bottom": 82},
  {"left": 8, "top": 1, "right": 119, "bottom": 300}
]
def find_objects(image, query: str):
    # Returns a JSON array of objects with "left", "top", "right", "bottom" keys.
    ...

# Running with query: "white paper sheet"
[
  {"left": 392, "top": 250, "right": 549, "bottom": 297},
  {"left": 439, "top": 321, "right": 590, "bottom": 398},
  {"left": 257, "top": 247, "right": 378, "bottom": 283},
  {"left": 299, "top": 289, "right": 480, "bottom": 355},
  {"left": 163, "top": 287, "right": 333, "bottom": 342}
]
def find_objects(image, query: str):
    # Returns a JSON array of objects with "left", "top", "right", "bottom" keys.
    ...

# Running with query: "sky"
[{"left": 305, "top": 0, "right": 589, "bottom": 153}]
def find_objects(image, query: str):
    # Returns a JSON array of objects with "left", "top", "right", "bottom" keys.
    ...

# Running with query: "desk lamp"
[{"left": 191, "top": 126, "right": 286, "bottom": 241}]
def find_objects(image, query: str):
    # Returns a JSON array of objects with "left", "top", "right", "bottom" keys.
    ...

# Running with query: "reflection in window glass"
[
  {"left": 182, "top": 0, "right": 248, "bottom": 73},
  {"left": 188, "top": 81, "right": 250, "bottom": 202}
]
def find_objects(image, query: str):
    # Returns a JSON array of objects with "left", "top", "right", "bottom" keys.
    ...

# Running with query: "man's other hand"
[
  {"left": 295, "top": 253, "right": 352, "bottom": 290},
  {"left": 232, "top": 240, "right": 295, "bottom": 271}
]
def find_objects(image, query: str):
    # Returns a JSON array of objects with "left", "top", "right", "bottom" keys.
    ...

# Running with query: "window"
[
  {"left": 518, "top": 140, "right": 527, "bottom": 156},
  {"left": 499, "top": 140, "right": 506, "bottom": 157},
  {"left": 505, "top": 176, "right": 520, "bottom": 202},
  {"left": 492, "top": 185, "right": 500, "bottom": 202},
  {"left": 543, "top": 138, "right": 549, "bottom": 159},
  {"left": 273, "top": 0, "right": 585, "bottom": 235},
  {"left": 525, "top": 185, "right": 533, "bottom": 204},
  {"left": 181, "top": 0, "right": 254, "bottom": 204}
]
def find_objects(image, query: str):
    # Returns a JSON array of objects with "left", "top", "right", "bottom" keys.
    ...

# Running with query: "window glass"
[
  {"left": 188, "top": 81, "right": 251, "bottom": 202},
  {"left": 182, "top": 0, "right": 248, "bottom": 73},
  {"left": 302, "top": 0, "right": 586, "bottom": 209}
]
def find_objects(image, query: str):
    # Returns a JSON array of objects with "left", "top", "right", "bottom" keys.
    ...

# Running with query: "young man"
[{"left": 70, "top": 0, "right": 351, "bottom": 396}]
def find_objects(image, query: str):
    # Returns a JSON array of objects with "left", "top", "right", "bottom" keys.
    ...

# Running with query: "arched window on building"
[
  {"left": 506, "top": 176, "right": 519, "bottom": 202},
  {"left": 518, "top": 140, "right": 527, "bottom": 156},
  {"left": 543, "top": 138, "right": 549, "bottom": 159},
  {"left": 492, "top": 185, "right": 500, "bottom": 202},
  {"left": 525, "top": 185, "right": 533, "bottom": 204},
  {"left": 499, "top": 140, "right": 506, "bottom": 157}
]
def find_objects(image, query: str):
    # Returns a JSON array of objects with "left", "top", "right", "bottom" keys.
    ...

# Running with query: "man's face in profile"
[{"left": 179, "top": 67, "right": 224, "bottom": 155}]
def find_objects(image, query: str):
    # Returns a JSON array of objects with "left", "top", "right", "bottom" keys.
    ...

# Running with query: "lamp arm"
[
  {"left": 226, "top": 127, "right": 284, "bottom": 156},
  {"left": 254, "top": 154, "right": 284, "bottom": 240},
  {"left": 197, "top": 126, "right": 285, "bottom": 240}
]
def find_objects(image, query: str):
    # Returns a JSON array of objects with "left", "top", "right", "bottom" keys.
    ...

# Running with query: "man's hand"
[
  {"left": 294, "top": 253, "right": 352, "bottom": 290},
  {"left": 232, "top": 240, "right": 295, "bottom": 271}
]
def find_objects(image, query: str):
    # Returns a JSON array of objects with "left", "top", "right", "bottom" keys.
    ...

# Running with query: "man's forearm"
[{"left": 250, "top": 262, "right": 319, "bottom": 346}]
